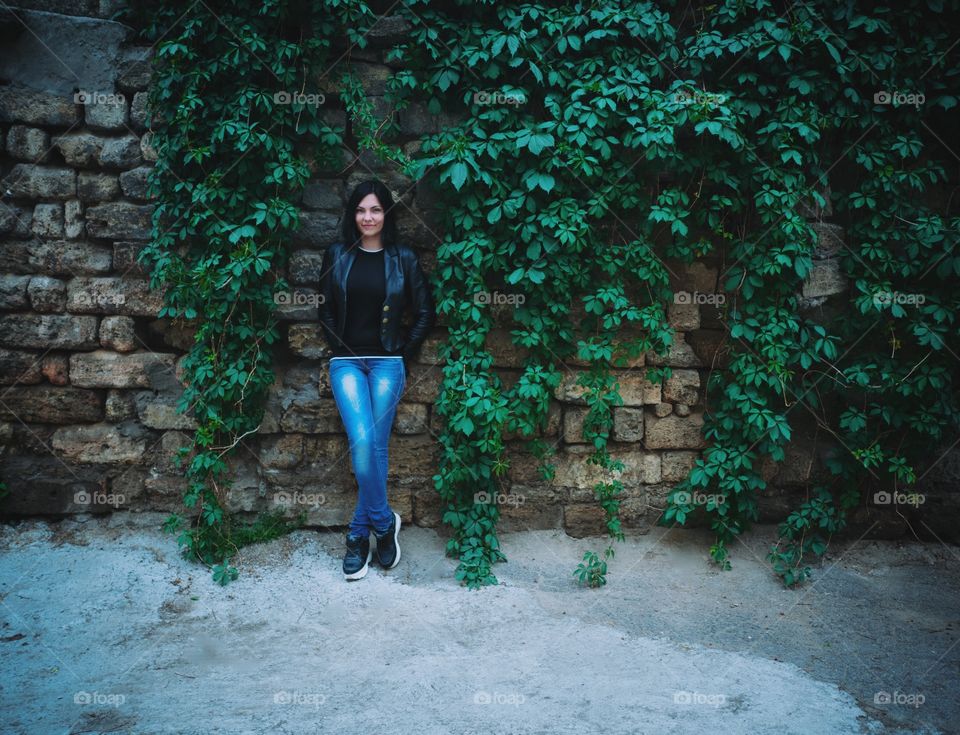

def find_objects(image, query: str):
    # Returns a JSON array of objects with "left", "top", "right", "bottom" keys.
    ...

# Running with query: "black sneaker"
[
  {"left": 343, "top": 533, "right": 372, "bottom": 580},
  {"left": 374, "top": 512, "right": 401, "bottom": 569}
]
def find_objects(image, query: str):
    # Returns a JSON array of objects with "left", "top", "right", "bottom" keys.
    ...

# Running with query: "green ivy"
[
  {"left": 135, "top": 0, "right": 959, "bottom": 589},
  {"left": 126, "top": 0, "right": 378, "bottom": 583}
]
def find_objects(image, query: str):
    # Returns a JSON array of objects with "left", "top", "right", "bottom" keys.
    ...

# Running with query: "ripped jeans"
[{"left": 328, "top": 356, "right": 406, "bottom": 538}]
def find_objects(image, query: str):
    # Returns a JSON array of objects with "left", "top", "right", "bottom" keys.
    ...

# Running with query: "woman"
[{"left": 317, "top": 179, "right": 436, "bottom": 581}]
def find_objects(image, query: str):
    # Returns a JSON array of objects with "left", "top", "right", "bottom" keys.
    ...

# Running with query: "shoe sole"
[
  {"left": 343, "top": 546, "right": 372, "bottom": 581},
  {"left": 378, "top": 511, "right": 401, "bottom": 570}
]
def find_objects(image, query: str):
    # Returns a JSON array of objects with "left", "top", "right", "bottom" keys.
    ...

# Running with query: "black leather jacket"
[{"left": 317, "top": 241, "right": 436, "bottom": 368}]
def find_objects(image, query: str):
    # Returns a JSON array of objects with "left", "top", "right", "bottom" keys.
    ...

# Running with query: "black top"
[{"left": 334, "top": 247, "right": 395, "bottom": 357}]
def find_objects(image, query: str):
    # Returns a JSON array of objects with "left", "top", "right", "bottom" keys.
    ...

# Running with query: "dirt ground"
[{"left": 0, "top": 512, "right": 957, "bottom": 734}]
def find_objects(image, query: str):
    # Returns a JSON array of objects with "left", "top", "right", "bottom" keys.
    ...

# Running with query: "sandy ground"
[{"left": 0, "top": 512, "right": 957, "bottom": 735}]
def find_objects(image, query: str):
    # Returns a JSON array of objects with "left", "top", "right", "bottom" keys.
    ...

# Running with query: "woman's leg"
[
  {"left": 328, "top": 358, "right": 382, "bottom": 538},
  {"left": 366, "top": 357, "right": 406, "bottom": 533}
]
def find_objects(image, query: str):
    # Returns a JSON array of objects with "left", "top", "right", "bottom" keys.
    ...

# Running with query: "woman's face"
[{"left": 355, "top": 193, "right": 384, "bottom": 239}]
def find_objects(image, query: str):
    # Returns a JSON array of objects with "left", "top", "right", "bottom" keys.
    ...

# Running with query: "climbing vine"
[
  {"left": 136, "top": 0, "right": 959, "bottom": 588},
  {"left": 384, "top": 0, "right": 960, "bottom": 587},
  {"left": 127, "top": 0, "right": 378, "bottom": 583}
]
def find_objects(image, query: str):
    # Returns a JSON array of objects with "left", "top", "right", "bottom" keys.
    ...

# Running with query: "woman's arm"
[
  {"left": 401, "top": 248, "right": 436, "bottom": 366},
  {"left": 317, "top": 244, "right": 343, "bottom": 354}
]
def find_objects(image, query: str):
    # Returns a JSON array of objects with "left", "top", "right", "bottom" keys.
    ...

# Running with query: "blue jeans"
[{"left": 328, "top": 356, "right": 406, "bottom": 538}]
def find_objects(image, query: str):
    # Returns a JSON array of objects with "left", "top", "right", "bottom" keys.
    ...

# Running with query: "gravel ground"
[{"left": 0, "top": 512, "right": 957, "bottom": 734}]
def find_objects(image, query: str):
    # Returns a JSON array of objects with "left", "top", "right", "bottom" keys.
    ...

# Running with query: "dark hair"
[{"left": 340, "top": 179, "right": 399, "bottom": 249}]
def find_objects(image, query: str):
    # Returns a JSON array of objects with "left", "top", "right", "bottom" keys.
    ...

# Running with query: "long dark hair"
[{"left": 340, "top": 179, "right": 399, "bottom": 249}]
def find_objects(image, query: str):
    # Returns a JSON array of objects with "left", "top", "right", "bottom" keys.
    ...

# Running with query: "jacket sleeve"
[
  {"left": 317, "top": 245, "right": 343, "bottom": 354},
  {"left": 401, "top": 248, "right": 436, "bottom": 364}
]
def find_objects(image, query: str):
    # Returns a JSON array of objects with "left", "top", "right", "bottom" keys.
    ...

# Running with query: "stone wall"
[{"left": 1, "top": 2, "right": 956, "bottom": 542}]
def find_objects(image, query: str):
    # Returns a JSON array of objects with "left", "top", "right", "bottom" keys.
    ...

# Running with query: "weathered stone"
[
  {"left": 654, "top": 402, "right": 673, "bottom": 418},
  {"left": 0, "top": 349, "right": 42, "bottom": 385},
  {"left": 85, "top": 202, "right": 152, "bottom": 240},
  {"left": 0, "top": 274, "right": 31, "bottom": 309},
  {"left": 112, "top": 241, "right": 149, "bottom": 276},
  {"left": 0, "top": 386, "right": 103, "bottom": 423},
  {"left": 6, "top": 125, "right": 50, "bottom": 162},
  {"left": 99, "top": 315, "right": 137, "bottom": 351},
  {"left": 64, "top": 200, "right": 83, "bottom": 239},
  {"left": 84, "top": 94, "right": 128, "bottom": 130},
  {"left": 674, "top": 403, "right": 691, "bottom": 417},
  {"left": 0, "top": 85, "right": 81, "bottom": 127},
  {"left": 140, "top": 131, "right": 157, "bottom": 162},
  {"left": 290, "top": 210, "right": 340, "bottom": 246},
  {"left": 0, "top": 239, "right": 112, "bottom": 275},
  {"left": 555, "top": 370, "right": 661, "bottom": 406},
  {"left": 663, "top": 368, "right": 700, "bottom": 405},
  {"left": 69, "top": 350, "right": 177, "bottom": 388},
  {"left": 51, "top": 422, "right": 149, "bottom": 463},
  {"left": 31, "top": 203, "right": 64, "bottom": 238},
  {"left": 562, "top": 406, "right": 590, "bottom": 444},
  {"left": 0, "top": 314, "right": 99, "bottom": 349},
  {"left": 27, "top": 275, "right": 66, "bottom": 312},
  {"left": 67, "top": 277, "right": 164, "bottom": 316},
  {"left": 78, "top": 171, "right": 120, "bottom": 201},
  {"left": 563, "top": 503, "right": 608, "bottom": 537},
  {"left": 645, "top": 335, "right": 701, "bottom": 367},
  {"left": 41, "top": 353, "right": 69, "bottom": 385},
  {"left": 118, "top": 47, "right": 154, "bottom": 92},
  {"left": 394, "top": 403, "right": 428, "bottom": 434},
  {"left": 400, "top": 363, "right": 442, "bottom": 404},
  {"left": 105, "top": 389, "right": 137, "bottom": 421},
  {"left": 613, "top": 406, "right": 644, "bottom": 442},
  {"left": 687, "top": 330, "right": 731, "bottom": 369},
  {"left": 802, "top": 258, "right": 847, "bottom": 298},
  {"left": 280, "top": 397, "right": 344, "bottom": 433},
  {"left": 644, "top": 411, "right": 706, "bottom": 449},
  {"left": 366, "top": 15, "right": 412, "bottom": 45},
  {"left": 663, "top": 451, "right": 699, "bottom": 482},
  {"left": 99, "top": 136, "right": 143, "bottom": 169},
  {"left": 129, "top": 91, "right": 149, "bottom": 130},
  {"left": 147, "top": 318, "right": 195, "bottom": 351},
  {"left": 288, "top": 249, "right": 324, "bottom": 285},
  {"left": 2, "top": 164, "right": 75, "bottom": 199},
  {"left": 134, "top": 391, "right": 197, "bottom": 430},
  {"left": 118, "top": 166, "right": 152, "bottom": 200},
  {"left": 809, "top": 222, "right": 844, "bottom": 259},
  {"left": 668, "top": 300, "right": 700, "bottom": 330},
  {"left": 530, "top": 448, "right": 662, "bottom": 491},
  {"left": 301, "top": 180, "right": 344, "bottom": 210},
  {"left": 256, "top": 434, "right": 304, "bottom": 469},
  {"left": 0, "top": 204, "right": 33, "bottom": 237},
  {"left": 287, "top": 324, "right": 327, "bottom": 361},
  {"left": 52, "top": 132, "right": 107, "bottom": 166}
]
